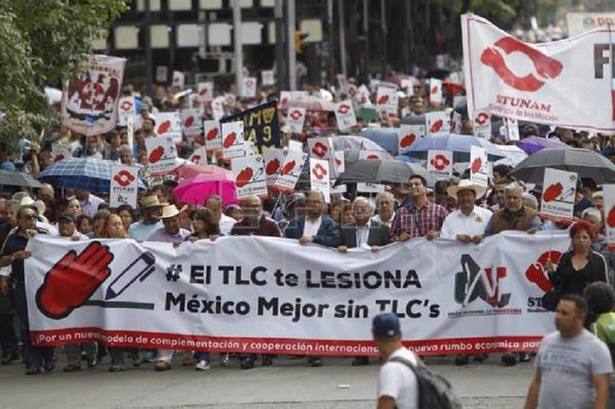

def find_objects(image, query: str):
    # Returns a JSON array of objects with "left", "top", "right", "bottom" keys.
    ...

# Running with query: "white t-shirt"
[
  {"left": 303, "top": 216, "right": 322, "bottom": 237},
  {"left": 378, "top": 348, "right": 419, "bottom": 409},
  {"left": 440, "top": 206, "right": 492, "bottom": 239}
]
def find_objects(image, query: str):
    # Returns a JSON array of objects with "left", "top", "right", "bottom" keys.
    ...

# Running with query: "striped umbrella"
[{"left": 38, "top": 157, "right": 146, "bottom": 193}]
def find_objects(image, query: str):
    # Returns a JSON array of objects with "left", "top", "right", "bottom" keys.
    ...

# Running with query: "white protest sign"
[
  {"left": 429, "top": 78, "right": 443, "bottom": 106},
  {"left": 504, "top": 118, "right": 520, "bottom": 141},
  {"left": 567, "top": 12, "right": 615, "bottom": 37},
  {"left": 197, "top": 81, "right": 214, "bottom": 102},
  {"left": 334, "top": 151, "right": 345, "bottom": 174},
  {"left": 51, "top": 143, "right": 74, "bottom": 163},
  {"left": 180, "top": 109, "right": 203, "bottom": 136},
  {"left": 376, "top": 87, "right": 398, "bottom": 118},
  {"left": 110, "top": 165, "right": 138, "bottom": 208},
  {"left": 286, "top": 107, "right": 306, "bottom": 134},
  {"left": 308, "top": 137, "right": 336, "bottom": 177},
  {"left": 221, "top": 121, "right": 246, "bottom": 160},
  {"left": 400, "top": 78, "right": 414, "bottom": 97},
  {"left": 473, "top": 109, "right": 492, "bottom": 139},
  {"left": 357, "top": 183, "right": 385, "bottom": 193},
  {"left": 427, "top": 150, "right": 453, "bottom": 180},
  {"left": 398, "top": 125, "right": 425, "bottom": 155},
  {"left": 357, "top": 84, "right": 372, "bottom": 105},
  {"left": 241, "top": 77, "right": 257, "bottom": 98},
  {"left": 126, "top": 115, "right": 134, "bottom": 152},
  {"left": 426, "top": 111, "right": 450, "bottom": 134},
  {"left": 117, "top": 96, "right": 135, "bottom": 127},
  {"left": 211, "top": 97, "right": 226, "bottom": 120},
  {"left": 188, "top": 146, "right": 207, "bottom": 166},
  {"left": 334, "top": 100, "right": 357, "bottom": 131},
  {"left": 232, "top": 155, "right": 267, "bottom": 199},
  {"left": 603, "top": 185, "right": 615, "bottom": 251},
  {"left": 172, "top": 71, "right": 185, "bottom": 89},
  {"left": 470, "top": 146, "right": 489, "bottom": 187},
  {"left": 263, "top": 147, "right": 286, "bottom": 186},
  {"left": 261, "top": 70, "right": 275, "bottom": 86},
  {"left": 278, "top": 91, "right": 291, "bottom": 110},
  {"left": 540, "top": 168, "right": 577, "bottom": 222},
  {"left": 145, "top": 135, "right": 177, "bottom": 174},
  {"left": 288, "top": 139, "right": 303, "bottom": 152},
  {"left": 154, "top": 112, "right": 182, "bottom": 143},
  {"left": 451, "top": 111, "right": 462, "bottom": 134},
  {"left": 272, "top": 150, "right": 306, "bottom": 193},
  {"left": 310, "top": 158, "right": 331, "bottom": 203},
  {"left": 203, "top": 120, "right": 221, "bottom": 151},
  {"left": 156, "top": 66, "right": 168, "bottom": 83}
]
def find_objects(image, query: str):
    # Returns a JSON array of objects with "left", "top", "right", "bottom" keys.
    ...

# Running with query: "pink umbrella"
[
  {"left": 170, "top": 161, "right": 234, "bottom": 180},
  {"left": 172, "top": 168, "right": 237, "bottom": 206}
]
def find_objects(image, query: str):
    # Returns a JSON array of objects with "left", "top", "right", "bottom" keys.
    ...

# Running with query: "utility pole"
[
  {"left": 287, "top": 0, "right": 297, "bottom": 91},
  {"left": 144, "top": 0, "right": 153, "bottom": 96},
  {"left": 327, "top": 0, "right": 335, "bottom": 84},
  {"left": 338, "top": 0, "right": 347, "bottom": 78},
  {"left": 363, "top": 0, "right": 370, "bottom": 81},
  {"left": 274, "top": 0, "right": 286, "bottom": 89},
  {"left": 232, "top": 0, "right": 243, "bottom": 94},
  {"left": 380, "top": 0, "right": 388, "bottom": 79}
]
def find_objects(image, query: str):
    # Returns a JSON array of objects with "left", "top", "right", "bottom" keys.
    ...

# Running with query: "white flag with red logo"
[
  {"left": 429, "top": 78, "right": 443, "bottom": 106},
  {"left": 398, "top": 125, "right": 425, "bottom": 154},
  {"left": 462, "top": 13, "right": 615, "bottom": 132},
  {"left": 271, "top": 150, "right": 306, "bottom": 193},
  {"left": 469, "top": 146, "right": 489, "bottom": 187},
  {"left": 241, "top": 77, "right": 257, "bottom": 98},
  {"left": 197, "top": 81, "right": 214, "bottom": 102},
  {"left": 309, "top": 158, "right": 331, "bottom": 203},
  {"left": 286, "top": 107, "right": 306, "bottom": 133},
  {"left": 231, "top": 155, "right": 267, "bottom": 199},
  {"left": 188, "top": 146, "right": 207, "bottom": 166},
  {"left": 540, "top": 168, "right": 577, "bottom": 222},
  {"left": 334, "top": 100, "right": 357, "bottom": 131},
  {"left": 154, "top": 112, "right": 182, "bottom": 143},
  {"left": 473, "top": 109, "right": 492, "bottom": 139},
  {"left": 180, "top": 109, "right": 202, "bottom": 136},
  {"left": 110, "top": 165, "right": 138, "bottom": 208},
  {"left": 426, "top": 111, "right": 450, "bottom": 134},
  {"left": 204, "top": 120, "right": 221, "bottom": 151},
  {"left": 221, "top": 121, "right": 246, "bottom": 160},
  {"left": 307, "top": 137, "right": 337, "bottom": 178},
  {"left": 427, "top": 150, "right": 453, "bottom": 180},
  {"left": 145, "top": 135, "right": 177, "bottom": 174},
  {"left": 261, "top": 70, "right": 275, "bottom": 86},
  {"left": 117, "top": 96, "right": 135, "bottom": 127},
  {"left": 602, "top": 184, "right": 615, "bottom": 250},
  {"left": 263, "top": 147, "right": 286, "bottom": 186}
]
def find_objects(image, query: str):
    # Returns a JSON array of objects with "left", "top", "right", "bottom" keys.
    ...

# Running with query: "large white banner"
[
  {"left": 567, "top": 12, "right": 615, "bottom": 37},
  {"left": 462, "top": 14, "right": 615, "bottom": 132},
  {"left": 26, "top": 233, "right": 569, "bottom": 356}
]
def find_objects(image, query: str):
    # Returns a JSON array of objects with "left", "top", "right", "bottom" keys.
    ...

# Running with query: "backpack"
[{"left": 388, "top": 356, "right": 463, "bottom": 409}]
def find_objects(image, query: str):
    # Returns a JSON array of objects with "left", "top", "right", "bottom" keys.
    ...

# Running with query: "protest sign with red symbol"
[
  {"left": 357, "top": 84, "right": 372, "bottom": 105},
  {"left": 203, "top": 120, "right": 221, "bottom": 151},
  {"left": 51, "top": 143, "right": 74, "bottom": 163},
  {"left": 357, "top": 182, "right": 385, "bottom": 193},
  {"left": 197, "top": 81, "right": 214, "bottom": 102},
  {"left": 261, "top": 70, "right": 275, "bottom": 86},
  {"left": 145, "top": 135, "right": 177, "bottom": 174},
  {"left": 398, "top": 124, "right": 425, "bottom": 154},
  {"left": 540, "top": 168, "right": 577, "bottom": 222},
  {"left": 221, "top": 121, "right": 246, "bottom": 160},
  {"left": 154, "top": 112, "right": 182, "bottom": 143},
  {"left": 188, "top": 146, "right": 207, "bottom": 166},
  {"left": 426, "top": 111, "right": 450, "bottom": 134},
  {"left": 172, "top": 71, "right": 185, "bottom": 89},
  {"left": 241, "top": 77, "right": 257, "bottom": 98},
  {"left": 451, "top": 111, "right": 462, "bottom": 134},
  {"left": 334, "top": 99, "right": 357, "bottom": 131},
  {"left": 504, "top": 118, "right": 520, "bottom": 141},
  {"left": 602, "top": 185, "right": 615, "bottom": 250},
  {"left": 429, "top": 78, "right": 443, "bottom": 106},
  {"left": 231, "top": 155, "right": 267, "bottom": 199},
  {"left": 400, "top": 78, "right": 415, "bottom": 97},
  {"left": 278, "top": 91, "right": 291, "bottom": 110},
  {"left": 309, "top": 158, "right": 331, "bottom": 203},
  {"left": 470, "top": 146, "right": 489, "bottom": 187},
  {"left": 462, "top": 14, "right": 615, "bottom": 132},
  {"left": 180, "top": 109, "right": 203, "bottom": 136},
  {"left": 307, "top": 137, "right": 337, "bottom": 178},
  {"left": 376, "top": 87, "right": 398, "bottom": 119},
  {"left": 473, "top": 109, "right": 492, "bottom": 139},
  {"left": 427, "top": 150, "right": 453, "bottom": 180},
  {"left": 286, "top": 107, "right": 306, "bottom": 133},
  {"left": 110, "top": 164, "right": 138, "bottom": 208},
  {"left": 359, "top": 151, "right": 386, "bottom": 161},
  {"left": 263, "top": 147, "right": 286, "bottom": 186},
  {"left": 271, "top": 150, "right": 307, "bottom": 193},
  {"left": 334, "top": 151, "right": 345, "bottom": 174},
  {"left": 211, "top": 96, "right": 226, "bottom": 120},
  {"left": 117, "top": 96, "right": 135, "bottom": 127}
]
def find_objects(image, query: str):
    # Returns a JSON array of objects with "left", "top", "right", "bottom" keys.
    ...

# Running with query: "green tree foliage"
[{"left": 0, "top": 1, "right": 127, "bottom": 152}]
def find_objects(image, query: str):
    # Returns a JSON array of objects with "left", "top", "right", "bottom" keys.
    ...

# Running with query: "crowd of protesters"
[{"left": 1, "top": 70, "right": 615, "bottom": 378}]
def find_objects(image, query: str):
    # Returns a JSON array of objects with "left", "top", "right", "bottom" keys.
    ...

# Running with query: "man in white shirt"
[
  {"left": 440, "top": 180, "right": 492, "bottom": 244},
  {"left": 128, "top": 195, "right": 164, "bottom": 241},
  {"left": 371, "top": 192, "right": 395, "bottom": 227},
  {"left": 374, "top": 313, "right": 418, "bottom": 409},
  {"left": 75, "top": 190, "right": 105, "bottom": 219},
  {"left": 205, "top": 195, "right": 236, "bottom": 236}
]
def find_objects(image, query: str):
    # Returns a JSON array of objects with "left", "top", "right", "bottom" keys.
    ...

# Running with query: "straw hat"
[
  {"left": 160, "top": 204, "right": 181, "bottom": 219},
  {"left": 447, "top": 179, "right": 486, "bottom": 201},
  {"left": 140, "top": 195, "right": 164, "bottom": 209}
]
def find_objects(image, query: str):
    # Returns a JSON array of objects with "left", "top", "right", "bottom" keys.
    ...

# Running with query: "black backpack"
[{"left": 388, "top": 356, "right": 463, "bottom": 409}]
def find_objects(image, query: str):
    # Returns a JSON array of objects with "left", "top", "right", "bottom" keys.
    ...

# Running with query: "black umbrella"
[
  {"left": 511, "top": 148, "right": 615, "bottom": 184},
  {"left": 337, "top": 157, "right": 433, "bottom": 186},
  {"left": 0, "top": 170, "right": 43, "bottom": 188}
]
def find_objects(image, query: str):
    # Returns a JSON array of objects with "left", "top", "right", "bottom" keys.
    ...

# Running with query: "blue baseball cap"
[{"left": 372, "top": 313, "right": 401, "bottom": 338}]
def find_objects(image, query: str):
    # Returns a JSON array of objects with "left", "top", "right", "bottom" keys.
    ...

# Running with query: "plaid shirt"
[{"left": 390, "top": 201, "right": 449, "bottom": 241}]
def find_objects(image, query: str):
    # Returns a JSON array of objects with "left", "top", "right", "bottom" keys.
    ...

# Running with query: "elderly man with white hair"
[
  {"left": 371, "top": 192, "right": 395, "bottom": 227},
  {"left": 230, "top": 195, "right": 282, "bottom": 237}
]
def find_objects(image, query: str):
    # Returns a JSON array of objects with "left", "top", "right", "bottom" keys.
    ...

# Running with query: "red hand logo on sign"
[
  {"left": 400, "top": 133, "right": 416, "bottom": 148},
  {"left": 607, "top": 206, "right": 615, "bottom": 228},
  {"left": 430, "top": 119, "right": 444, "bottom": 133},
  {"left": 36, "top": 241, "right": 114, "bottom": 319},
  {"left": 236, "top": 167, "right": 254, "bottom": 187},
  {"left": 312, "top": 142, "right": 328, "bottom": 158},
  {"left": 337, "top": 104, "right": 351, "bottom": 114},
  {"left": 184, "top": 116, "right": 194, "bottom": 128},
  {"left": 266, "top": 159, "right": 280, "bottom": 175},
  {"left": 430, "top": 154, "right": 450, "bottom": 171},
  {"left": 542, "top": 183, "right": 563, "bottom": 202},
  {"left": 148, "top": 146, "right": 165, "bottom": 163},
  {"left": 470, "top": 157, "right": 483, "bottom": 174},
  {"left": 113, "top": 170, "right": 135, "bottom": 187},
  {"left": 525, "top": 251, "right": 561, "bottom": 292},
  {"left": 377, "top": 95, "right": 389, "bottom": 105},
  {"left": 206, "top": 127, "right": 219, "bottom": 141},
  {"left": 158, "top": 120, "right": 172, "bottom": 134},
  {"left": 312, "top": 163, "right": 328, "bottom": 180},
  {"left": 280, "top": 160, "right": 296, "bottom": 175},
  {"left": 223, "top": 132, "right": 237, "bottom": 149},
  {"left": 480, "top": 36, "right": 563, "bottom": 92}
]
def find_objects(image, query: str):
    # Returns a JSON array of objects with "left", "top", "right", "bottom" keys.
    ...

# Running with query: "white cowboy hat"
[
  {"left": 447, "top": 179, "right": 486, "bottom": 201},
  {"left": 160, "top": 204, "right": 180, "bottom": 219}
]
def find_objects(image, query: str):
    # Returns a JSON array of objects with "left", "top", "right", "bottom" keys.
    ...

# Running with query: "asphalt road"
[{"left": 0, "top": 353, "right": 531, "bottom": 409}]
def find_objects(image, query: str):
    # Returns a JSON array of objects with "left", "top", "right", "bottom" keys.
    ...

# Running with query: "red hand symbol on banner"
[
  {"left": 475, "top": 112, "right": 489, "bottom": 125},
  {"left": 337, "top": 104, "right": 351, "bottom": 114},
  {"left": 312, "top": 142, "right": 328, "bottom": 158},
  {"left": 525, "top": 251, "right": 561, "bottom": 292},
  {"left": 206, "top": 127, "right": 219, "bottom": 141},
  {"left": 400, "top": 133, "right": 416, "bottom": 148},
  {"left": 312, "top": 164, "right": 327, "bottom": 180},
  {"left": 36, "top": 241, "right": 114, "bottom": 319},
  {"left": 289, "top": 110, "right": 303, "bottom": 120},
  {"left": 430, "top": 119, "right": 444, "bottom": 133},
  {"left": 113, "top": 170, "right": 135, "bottom": 187},
  {"left": 223, "top": 132, "right": 237, "bottom": 148},
  {"left": 148, "top": 146, "right": 165, "bottom": 163},
  {"left": 542, "top": 183, "right": 563, "bottom": 202},
  {"left": 430, "top": 154, "right": 450, "bottom": 171},
  {"left": 377, "top": 95, "right": 389, "bottom": 105},
  {"left": 158, "top": 120, "right": 172, "bottom": 134},
  {"left": 480, "top": 36, "right": 563, "bottom": 92},
  {"left": 280, "top": 160, "right": 296, "bottom": 175},
  {"left": 266, "top": 159, "right": 280, "bottom": 175},
  {"left": 236, "top": 167, "right": 254, "bottom": 187},
  {"left": 470, "top": 157, "right": 482, "bottom": 173},
  {"left": 184, "top": 116, "right": 194, "bottom": 128}
]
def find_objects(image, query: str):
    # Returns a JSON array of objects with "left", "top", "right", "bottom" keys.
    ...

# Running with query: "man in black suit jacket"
[
  {"left": 284, "top": 190, "right": 340, "bottom": 248},
  {"left": 338, "top": 197, "right": 390, "bottom": 252}
]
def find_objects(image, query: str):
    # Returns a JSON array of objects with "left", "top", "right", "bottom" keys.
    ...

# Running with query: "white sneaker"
[{"left": 195, "top": 360, "right": 211, "bottom": 371}]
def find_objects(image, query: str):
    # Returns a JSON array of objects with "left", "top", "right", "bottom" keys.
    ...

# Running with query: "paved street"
[{"left": 0, "top": 354, "right": 531, "bottom": 409}]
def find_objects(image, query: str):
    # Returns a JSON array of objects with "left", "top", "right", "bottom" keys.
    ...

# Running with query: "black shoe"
[
  {"left": 351, "top": 357, "right": 369, "bottom": 366},
  {"left": 240, "top": 358, "right": 254, "bottom": 370},
  {"left": 44, "top": 362, "right": 55, "bottom": 373},
  {"left": 454, "top": 355, "right": 469, "bottom": 366},
  {"left": 26, "top": 366, "right": 41, "bottom": 375},
  {"left": 308, "top": 357, "right": 322, "bottom": 367},
  {"left": 473, "top": 354, "right": 488, "bottom": 363},
  {"left": 518, "top": 352, "right": 531, "bottom": 362},
  {"left": 501, "top": 352, "right": 518, "bottom": 366},
  {"left": 262, "top": 356, "right": 273, "bottom": 366}
]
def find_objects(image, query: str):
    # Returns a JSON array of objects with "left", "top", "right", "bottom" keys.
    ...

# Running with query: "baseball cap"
[
  {"left": 372, "top": 313, "right": 401, "bottom": 338},
  {"left": 58, "top": 213, "right": 76, "bottom": 223}
]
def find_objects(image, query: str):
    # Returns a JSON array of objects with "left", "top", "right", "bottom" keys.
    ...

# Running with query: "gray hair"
[
  {"left": 119, "top": 145, "right": 132, "bottom": 155},
  {"left": 505, "top": 182, "right": 524, "bottom": 196},
  {"left": 522, "top": 193, "right": 538, "bottom": 210},
  {"left": 375, "top": 191, "right": 394, "bottom": 205},
  {"left": 582, "top": 207, "right": 603, "bottom": 223},
  {"left": 352, "top": 196, "right": 374, "bottom": 215},
  {"left": 305, "top": 190, "right": 325, "bottom": 202}
]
